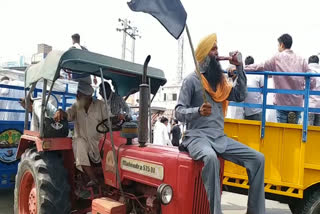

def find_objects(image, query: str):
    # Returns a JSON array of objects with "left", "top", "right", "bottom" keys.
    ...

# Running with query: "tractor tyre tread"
[
  {"left": 14, "top": 148, "right": 71, "bottom": 214},
  {"left": 294, "top": 189, "right": 320, "bottom": 214}
]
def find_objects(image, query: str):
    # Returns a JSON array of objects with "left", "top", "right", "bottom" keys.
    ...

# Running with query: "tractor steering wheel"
[{"left": 96, "top": 116, "right": 124, "bottom": 134}]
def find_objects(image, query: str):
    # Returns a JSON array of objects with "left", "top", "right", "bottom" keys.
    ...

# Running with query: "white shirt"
[
  {"left": 244, "top": 74, "right": 264, "bottom": 116},
  {"left": 30, "top": 99, "right": 57, "bottom": 132},
  {"left": 67, "top": 99, "right": 107, "bottom": 163},
  {"left": 226, "top": 72, "right": 263, "bottom": 119},
  {"left": 153, "top": 122, "right": 172, "bottom": 146},
  {"left": 72, "top": 43, "right": 82, "bottom": 49},
  {"left": 308, "top": 63, "right": 320, "bottom": 111}
]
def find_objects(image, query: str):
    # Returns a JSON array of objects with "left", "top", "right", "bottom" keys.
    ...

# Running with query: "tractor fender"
[
  {"left": 16, "top": 132, "right": 73, "bottom": 159},
  {"left": 16, "top": 136, "right": 35, "bottom": 159}
]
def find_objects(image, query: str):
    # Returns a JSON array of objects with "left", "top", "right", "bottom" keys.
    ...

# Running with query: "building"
[
  {"left": 1, "top": 55, "right": 28, "bottom": 68},
  {"left": 151, "top": 33, "right": 185, "bottom": 111},
  {"left": 152, "top": 83, "right": 181, "bottom": 110},
  {"left": 31, "top": 44, "right": 52, "bottom": 64},
  {"left": 37, "top": 44, "right": 52, "bottom": 56}
]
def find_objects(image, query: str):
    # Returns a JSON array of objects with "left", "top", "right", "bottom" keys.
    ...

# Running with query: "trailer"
[{"left": 224, "top": 71, "right": 320, "bottom": 214}]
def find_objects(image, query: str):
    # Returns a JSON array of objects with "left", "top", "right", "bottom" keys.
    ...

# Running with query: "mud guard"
[{"left": 16, "top": 130, "right": 73, "bottom": 159}]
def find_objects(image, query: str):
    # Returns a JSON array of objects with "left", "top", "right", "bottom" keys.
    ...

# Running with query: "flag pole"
[{"left": 185, "top": 24, "right": 207, "bottom": 103}]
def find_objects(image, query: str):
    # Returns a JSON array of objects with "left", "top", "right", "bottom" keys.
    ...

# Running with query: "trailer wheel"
[
  {"left": 14, "top": 148, "right": 71, "bottom": 214},
  {"left": 294, "top": 189, "right": 320, "bottom": 214}
]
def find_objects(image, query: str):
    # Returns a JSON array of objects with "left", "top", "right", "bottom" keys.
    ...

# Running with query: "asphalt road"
[
  {"left": 221, "top": 191, "right": 291, "bottom": 214},
  {"left": 0, "top": 189, "right": 14, "bottom": 214},
  {"left": 0, "top": 190, "right": 291, "bottom": 214}
]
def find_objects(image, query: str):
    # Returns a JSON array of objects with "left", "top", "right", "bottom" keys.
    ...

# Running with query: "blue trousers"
[
  {"left": 309, "top": 113, "right": 320, "bottom": 126},
  {"left": 276, "top": 110, "right": 301, "bottom": 124},
  {"left": 187, "top": 136, "right": 265, "bottom": 214}
]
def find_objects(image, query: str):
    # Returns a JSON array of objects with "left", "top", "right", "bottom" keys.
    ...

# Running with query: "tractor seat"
[{"left": 178, "top": 144, "right": 188, "bottom": 153}]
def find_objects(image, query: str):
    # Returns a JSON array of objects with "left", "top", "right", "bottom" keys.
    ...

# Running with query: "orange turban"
[{"left": 195, "top": 33, "right": 217, "bottom": 63}]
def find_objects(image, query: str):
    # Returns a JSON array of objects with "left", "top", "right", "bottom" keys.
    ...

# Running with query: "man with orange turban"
[{"left": 175, "top": 33, "right": 265, "bottom": 214}]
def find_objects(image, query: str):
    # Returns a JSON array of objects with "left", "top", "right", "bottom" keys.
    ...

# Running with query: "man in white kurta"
[
  {"left": 153, "top": 117, "right": 172, "bottom": 146},
  {"left": 55, "top": 82, "right": 107, "bottom": 185},
  {"left": 66, "top": 100, "right": 107, "bottom": 171}
]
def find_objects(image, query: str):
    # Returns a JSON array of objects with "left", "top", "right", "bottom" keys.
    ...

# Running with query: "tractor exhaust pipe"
[{"left": 138, "top": 55, "right": 151, "bottom": 147}]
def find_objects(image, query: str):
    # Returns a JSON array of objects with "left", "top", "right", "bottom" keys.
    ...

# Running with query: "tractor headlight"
[{"left": 157, "top": 184, "right": 173, "bottom": 205}]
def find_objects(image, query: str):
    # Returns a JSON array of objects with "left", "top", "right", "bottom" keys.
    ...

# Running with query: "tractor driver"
[
  {"left": 175, "top": 33, "right": 265, "bottom": 214},
  {"left": 54, "top": 81, "right": 107, "bottom": 186},
  {"left": 99, "top": 81, "right": 131, "bottom": 120}
]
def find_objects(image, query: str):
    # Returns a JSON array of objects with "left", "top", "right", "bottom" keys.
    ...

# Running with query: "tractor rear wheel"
[
  {"left": 293, "top": 189, "right": 320, "bottom": 214},
  {"left": 14, "top": 148, "right": 71, "bottom": 214}
]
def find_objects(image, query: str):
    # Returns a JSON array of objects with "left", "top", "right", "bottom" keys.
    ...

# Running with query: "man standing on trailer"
[
  {"left": 243, "top": 56, "right": 264, "bottom": 121},
  {"left": 67, "top": 33, "right": 98, "bottom": 85},
  {"left": 245, "top": 34, "right": 315, "bottom": 124},
  {"left": 308, "top": 55, "right": 320, "bottom": 126},
  {"left": 175, "top": 33, "right": 265, "bottom": 214}
]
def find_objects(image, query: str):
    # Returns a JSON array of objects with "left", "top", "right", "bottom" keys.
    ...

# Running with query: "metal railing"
[
  {"left": 229, "top": 71, "right": 320, "bottom": 142},
  {"left": 0, "top": 84, "right": 76, "bottom": 116}
]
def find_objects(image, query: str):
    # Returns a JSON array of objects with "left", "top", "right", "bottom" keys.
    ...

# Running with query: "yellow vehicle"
[{"left": 223, "top": 71, "right": 320, "bottom": 214}]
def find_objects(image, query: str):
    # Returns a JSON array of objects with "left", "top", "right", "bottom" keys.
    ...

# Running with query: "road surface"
[
  {"left": 0, "top": 189, "right": 291, "bottom": 214},
  {"left": 221, "top": 191, "right": 291, "bottom": 214},
  {"left": 0, "top": 189, "right": 14, "bottom": 214}
]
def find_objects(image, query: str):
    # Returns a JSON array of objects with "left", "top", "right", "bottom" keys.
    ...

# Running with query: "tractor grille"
[{"left": 192, "top": 172, "right": 210, "bottom": 214}]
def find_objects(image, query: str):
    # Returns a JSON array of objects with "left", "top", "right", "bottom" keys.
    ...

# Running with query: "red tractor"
[{"left": 14, "top": 49, "right": 224, "bottom": 214}]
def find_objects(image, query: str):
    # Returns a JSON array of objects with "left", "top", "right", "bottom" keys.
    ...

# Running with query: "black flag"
[{"left": 128, "top": 0, "right": 187, "bottom": 39}]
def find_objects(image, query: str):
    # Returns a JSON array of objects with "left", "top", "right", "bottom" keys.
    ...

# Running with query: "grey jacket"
[{"left": 175, "top": 68, "right": 247, "bottom": 152}]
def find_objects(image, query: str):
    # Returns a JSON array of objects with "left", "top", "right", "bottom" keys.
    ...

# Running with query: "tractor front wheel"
[{"left": 14, "top": 148, "right": 71, "bottom": 214}]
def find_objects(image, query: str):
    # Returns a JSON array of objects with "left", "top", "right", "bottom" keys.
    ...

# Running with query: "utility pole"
[
  {"left": 131, "top": 27, "right": 137, "bottom": 62},
  {"left": 120, "top": 19, "right": 128, "bottom": 60},
  {"left": 116, "top": 18, "right": 141, "bottom": 62}
]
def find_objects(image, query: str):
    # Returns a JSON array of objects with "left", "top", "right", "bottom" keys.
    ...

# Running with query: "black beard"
[{"left": 203, "top": 57, "right": 223, "bottom": 91}]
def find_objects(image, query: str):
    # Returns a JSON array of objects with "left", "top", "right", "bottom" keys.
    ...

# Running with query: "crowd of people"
[
  {"left": 227, "top": 34, "right": 320, "bottom": 125},
  {"left": 2, "top": 33, "right": 319, "bottom": 147}
]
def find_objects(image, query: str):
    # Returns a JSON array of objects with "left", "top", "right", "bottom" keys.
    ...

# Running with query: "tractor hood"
[
  {"left": 104, "top": 139, "right": 195, "bottom": 187},
  {"left": 102, "top": 134, "right": 205, "bottom": 214}
]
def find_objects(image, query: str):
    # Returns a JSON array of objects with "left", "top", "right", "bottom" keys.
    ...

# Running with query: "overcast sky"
[{"left": 1, "top": 0, "right": 320, "bottom": 83}]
